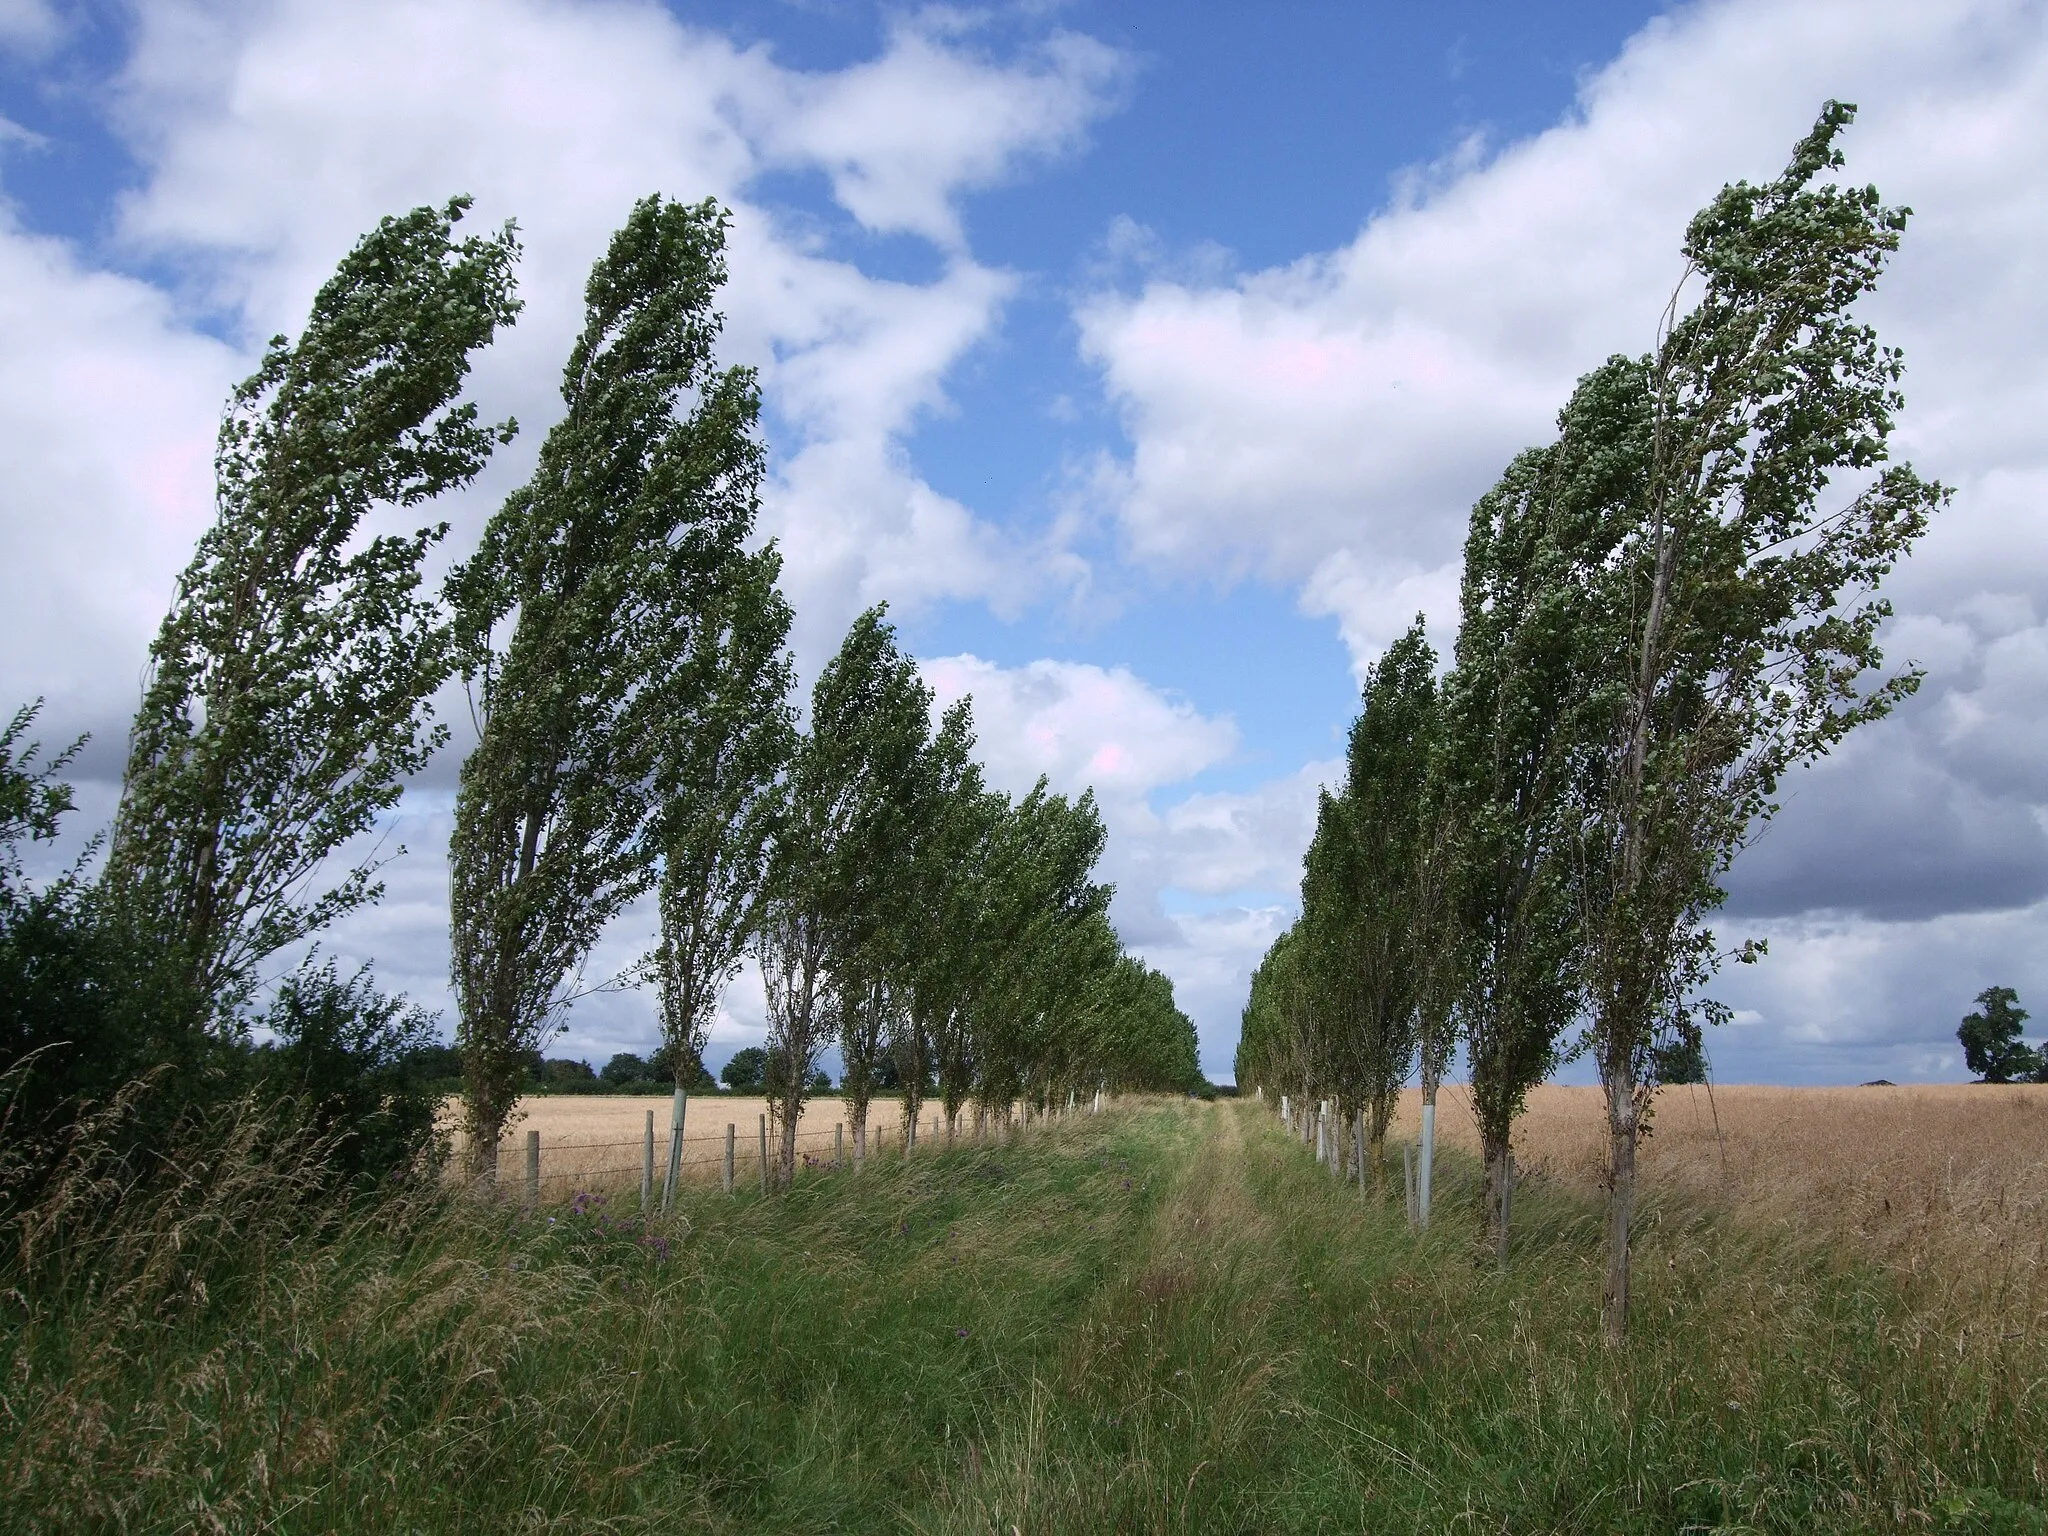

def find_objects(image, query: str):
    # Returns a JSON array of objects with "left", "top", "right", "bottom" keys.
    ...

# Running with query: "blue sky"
[{"left": 4, "top": 0, "right": 2047, "bottom": 1086}]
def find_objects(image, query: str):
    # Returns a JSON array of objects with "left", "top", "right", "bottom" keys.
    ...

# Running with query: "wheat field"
[
  {"left": 445, "top": 1092, "right": 1022, "bottom": 1199},
  {"left": 1384, "top": 1081, "right": 2048, "bottom": 1295}
]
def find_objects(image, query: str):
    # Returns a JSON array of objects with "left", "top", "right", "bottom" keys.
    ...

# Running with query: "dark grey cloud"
[{"left": 1723, "top": 720, "right": 2048, "bottom": 922}]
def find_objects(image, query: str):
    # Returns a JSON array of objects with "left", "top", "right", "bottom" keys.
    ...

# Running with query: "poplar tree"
[
  {"left": 447, "top": 196, "right": 758, "bottom": 1182},
  {"left": 1443, "top": 438, "right": 1599, "bottom": 1264},
  {"left": 906, "top": 742, "right": 996, "bottom": 1140},
  {"left": 977, "top": 782, "right": 1113, "bottom": 1118},
  {"left": 757, "top": 607, "right": 928, "bottom": 1187},
  {"left": 643, "top": 543, "right": 792, "bottom": 1202},
  {"left": 1565, "top": 103, "right": 1945, "bottom": 1338},
  {"left": 1336, "top": 620, "right": 1436, "bottom": 1182},
  {"left": 826, "top": 630, "right": 936, "bottom": 1161},
  {"left": 107, "top": 199, "right": 519, "bottom": 1020}
]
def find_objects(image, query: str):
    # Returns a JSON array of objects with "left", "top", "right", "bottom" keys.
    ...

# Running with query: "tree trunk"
[
  {"left": 1602, "top": 1068, "right": 1639, "bottom": 1341},
  {"left": 1483, "top": 1132, "right": 1513, "bottom": 1267},
  {"left": 471, "top": 1127, "right": 501, "bottom": 1192},
  {"left": 901, "top": 1084, "right": 921, "bottom": 1150},
  {"left": 777, "top": 1102, "right": 799, "bottom": 1189},
  {"left": 1418, "top": 1074, "right": 1438, "bottom": 1229},
  {"left": 1367, "top": 1092, "right": 1394, "bottom": 1196},
  {"left": 463, "top": 1035, "right": 513, "bottom": 1191}
]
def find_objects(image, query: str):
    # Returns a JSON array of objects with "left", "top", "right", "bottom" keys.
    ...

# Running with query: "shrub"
[{"left": 251, "top": 959, "right": 447, "bottom": 1189}]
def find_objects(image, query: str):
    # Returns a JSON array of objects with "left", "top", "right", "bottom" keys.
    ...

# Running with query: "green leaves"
[
  {"left": 107, "top": 197, "right": 521, "bottom": 1020},
  {"left": 1571, "top": 100, "right": 1944, "bottom": 1111},
  {"left": 1957, "top": 986, "right": 2041, "bottom": 1084},
  {"left": 756, "top": 605, "right": 932, "bottom": 1176},
  {"left": 647, "top": 542, "right": 795, "bottom": 1081},
  {"left": 448, "top": 196, "right": 764, "bottom": 1170}
]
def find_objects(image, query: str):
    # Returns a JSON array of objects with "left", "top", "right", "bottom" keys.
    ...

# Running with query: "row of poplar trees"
[
  {"left": 1236, "top": 104, "right": 1947, "bottom": 1339},
  {"left": 93, "top": 190, "right": 1197, "bottom": 1196}
]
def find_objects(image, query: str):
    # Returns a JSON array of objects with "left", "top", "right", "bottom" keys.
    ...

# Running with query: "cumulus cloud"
[
  {"left": 0, "top": 208, "right": 236, "bottom": 755},
  {"left": 742, "top": 18, "right": 1127, "bottom": 250},
  {"left": 0, "top": 0, "right": 1128, "bottom": 751},
  {"left": 1073, "top": 0, "right": 2048, "bottom": 1078},
  {"left": 923, "top": 652, "right": 1236, "bottom": 813}
]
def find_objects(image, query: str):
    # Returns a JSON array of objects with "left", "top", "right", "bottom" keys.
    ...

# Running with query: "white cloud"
[
  {"left": 923, "top": 652, "right": 1237, "bottom": 817},
  {"left": 1298, "top": 552, "right": 1460, "bottom": 684},
  {"left": 1072, "top": 0, "right": 2048, "bottom": 1079},
  {"left": 1, "top": 0, "right": 1127, "bottom": 730},
  {"left": 0, "top": 0, "right": 60, "bottom": 58},
  {"left": 743, "top": 17, "right": 1127, "bottom": 250},
  {"left": 0, "top": 209, "right": 236, "bottom": 748},
  {"left": 1155, "top": 759, "right": 1337, "bottom": 897}
]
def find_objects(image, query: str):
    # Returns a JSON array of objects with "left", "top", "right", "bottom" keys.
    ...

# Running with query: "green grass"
[{"left": 3, "top": 1100, "right": 2043, "bottom": 1532}]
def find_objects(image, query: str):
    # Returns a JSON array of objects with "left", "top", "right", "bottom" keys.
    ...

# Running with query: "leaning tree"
[
  {"left": 1559, "top": 103, "right": 1945, "bottom": 1338},
  {"left": 447, "top": 196, "right": 760, "bottom": 1183},
  {"left": 107, "top": 199, "right": 519, "bottom": 1025}
]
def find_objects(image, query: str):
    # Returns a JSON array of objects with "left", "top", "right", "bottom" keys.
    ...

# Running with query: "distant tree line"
[
  {"left": 1, "top": 194, "right": 1199, "bottom": 1207},
  {"left": 1237, "top": 104, "right": 1948, "bottom": 1341}
]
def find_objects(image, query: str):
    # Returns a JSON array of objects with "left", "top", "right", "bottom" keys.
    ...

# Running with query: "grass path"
[{"left": 917, "top": 1099, "right": 1311, "bottom": 1531}]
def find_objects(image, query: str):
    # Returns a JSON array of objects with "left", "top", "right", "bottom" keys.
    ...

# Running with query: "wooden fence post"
[
  {"left": 661, "top": 1089, "right": 688, "bottom": 1212},
  {"left": 723, "top": 1123, "right": 735, "bottom": 1194},
  {"left": 758, "top": 1114, "right": 769, "bottom": 1192},
  {"left": 836, "top": 1122, "right": 844, "bottom": 1164},
  {"left": 525, "top": 1129, "right": 540, "bottom": 1208},
  {"left": 641, "top": 1109, "right": 655, "bottom": 1210}
]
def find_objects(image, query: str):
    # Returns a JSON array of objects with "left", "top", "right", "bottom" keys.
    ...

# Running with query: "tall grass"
[
  {"left": 0, "top": 1089, "right": 1169, "bottom": 1532},
  {"left": 3, "top": 1094, "right": 2042, "bottom": 1533}
]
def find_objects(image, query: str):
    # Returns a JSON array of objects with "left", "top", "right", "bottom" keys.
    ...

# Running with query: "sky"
[{"left": 3, "top": 0, "right": 2046, "bottom": 1086}]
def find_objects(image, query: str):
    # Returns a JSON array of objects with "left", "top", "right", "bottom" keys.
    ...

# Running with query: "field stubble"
[{"left": 1392, "top": 1081, "right": 2048, "bottom": 1323}]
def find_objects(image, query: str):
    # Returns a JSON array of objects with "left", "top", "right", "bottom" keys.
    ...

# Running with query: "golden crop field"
[
  {"left": 1383, "top": 1081, "right": 2048, "bottom": 1293},
  {"left": 445, "top": 1093, "right": 1007, "bottom": 1200}
]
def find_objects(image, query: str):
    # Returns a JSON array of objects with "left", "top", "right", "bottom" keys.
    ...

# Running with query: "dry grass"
[
  {"left": 1388, "top": 1081, "right": 2048, "bottom": 1304},
  {"left": 444, "top": 1093, "right": 1009, "bottom": 1199}
]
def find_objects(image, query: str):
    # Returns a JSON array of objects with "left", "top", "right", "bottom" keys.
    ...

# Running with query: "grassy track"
[{"left": 5, "top": 1100, "right": 2044, "bottom": 1532}]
